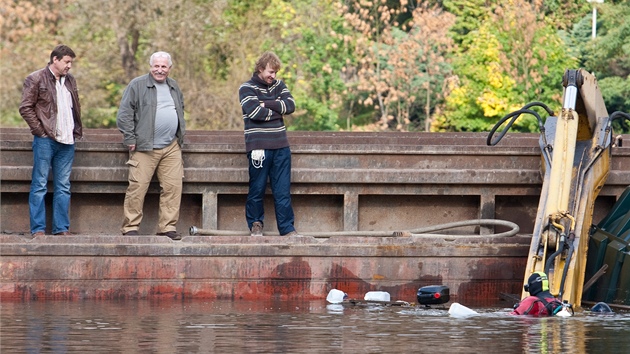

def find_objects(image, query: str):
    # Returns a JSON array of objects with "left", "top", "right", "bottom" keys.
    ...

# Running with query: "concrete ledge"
[{"left": 0, "top": 234, "right": 530, "bottom": 256}]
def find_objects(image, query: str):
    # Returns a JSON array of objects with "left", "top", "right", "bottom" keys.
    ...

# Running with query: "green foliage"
[
  {"left": 433, "top": 0, "right": 577, "bottom": 132},
  {"left": 79, "top": 81, "right": 125, "bottom": 128},
  {"left": 433, "top": 27, "right": 517, "bottom": 132},
  {"left": 0, "top": 109, "right": 26, "bottom": 128},
  {"left": 599, "top": 76, "right": 630, "bottom": 133},
  {"left": 583, "top": 2, "right": 630, "bottom": 78},
  {"left": 287, "top": 96, "right": 339, "bottom": 131},
  {"left": 260, "top": 0, "right": 355, "bottom": 131},
  {"left": 81, "top": 107, "right": 118, "bottom": 128},
  {"left": 558, "top": 13, "right": 592, "bottom": 68},
  {"left": 443, "top": 0, "right": 497, "bottom": 47},
  {"left": 1, "top": 0, "right": 629, "bottom": 134},
  {"left": 599, "top": 76, "right": 630, "bottom": 111},
  {"left": 576, "top": 2, "right": 630, "bottom": 132},
  {"left": 538, "top": 0, "right": 591, "bottom": 31}
]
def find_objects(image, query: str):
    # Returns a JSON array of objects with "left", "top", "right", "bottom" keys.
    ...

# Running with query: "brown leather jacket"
[{"left": 19, "top": 66, "right": 83, "bottom": 140}]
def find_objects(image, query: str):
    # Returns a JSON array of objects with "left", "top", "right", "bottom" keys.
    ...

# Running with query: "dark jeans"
[{"left": 246, "top": 147, "right": 296, "bottom": 235}]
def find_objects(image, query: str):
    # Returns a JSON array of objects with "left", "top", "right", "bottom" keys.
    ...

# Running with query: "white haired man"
[{"left": 116, "top": 51, "right": 186, "bottom": 240}]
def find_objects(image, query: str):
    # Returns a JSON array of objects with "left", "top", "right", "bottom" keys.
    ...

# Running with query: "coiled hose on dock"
[{"left": 189, "top": 219, "right": 519, "bottom": 238}]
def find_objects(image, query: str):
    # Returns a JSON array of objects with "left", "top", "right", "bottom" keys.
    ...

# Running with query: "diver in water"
[
  {"left": 510, "top": 272, "right": 564, "bottom": 316},
  {"left": 591, "top": 302, "right": 614, "bottom": 313}
]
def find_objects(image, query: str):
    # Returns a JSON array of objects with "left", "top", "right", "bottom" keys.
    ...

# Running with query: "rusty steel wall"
[
  {"left": 0, "top": 234, "right": 530, "bottom": 303},
  {"left": 2, "top": 128, "right": 628, "bottom": 235},
  {"left": 1, "top": 129, "right": 629, "bottom": 302}
]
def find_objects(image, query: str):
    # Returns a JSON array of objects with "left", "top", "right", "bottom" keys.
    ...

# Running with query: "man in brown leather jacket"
[{"left": 19, "top": 44, "right": 83, "bottom": 237}]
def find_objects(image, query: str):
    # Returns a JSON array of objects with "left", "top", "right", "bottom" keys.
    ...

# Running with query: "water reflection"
[{"left": 1, "top": 300, "right": 630, "bottom": 353}]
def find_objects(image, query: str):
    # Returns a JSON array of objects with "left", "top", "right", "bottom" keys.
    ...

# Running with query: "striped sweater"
[{"left": 239, "top": 74, "right": 296, "bottom": 152}]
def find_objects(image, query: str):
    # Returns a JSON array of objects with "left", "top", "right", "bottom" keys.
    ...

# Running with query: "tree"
[
  {"left": 257, "top": 0, "right": 356, "bottom": 131},
  {"left": 0, "top": 0, "right": 69, "bottom": 126},
  {"left": 538, "top": 0, "right": 590, "bottom": 31},
  {"left": 344, "top": 1, "right": 456, "bottom": 131},
  {"left": 432, "top": 0, "right": 577, "bottom": 132},
  {"left": 1, "top": 0, "right": 626, "bottom": 134},
  {"left": 583, "top": 1, "right": 630, "bottom": 132},
  {"left": 442, "top": 0, "right": 497, "bottom": 46},
  {"left": 71, "top": 0, "right": 234, "bottom": 129}
]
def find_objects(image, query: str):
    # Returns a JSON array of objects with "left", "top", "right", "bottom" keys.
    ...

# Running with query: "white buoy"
[
  {"left": 364, "top": 291, "right": 390, "bottom": 302},
  {"left": 555, "top": 306, "right": 572, "bottom": 317},
  {"left": 448, "top": 302, "right": 479, "bottom": 318},
  {"left": 326, "top": 289, "right": 347, "bottom": 304}
]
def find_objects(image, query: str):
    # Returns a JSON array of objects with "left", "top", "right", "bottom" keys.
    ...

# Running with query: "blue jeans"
[
  {"left": 246, "top": 147, "right": 296, "bottom": 235},
  {"left": 29, "top": 136, "right": 75, "bottom": 234}
]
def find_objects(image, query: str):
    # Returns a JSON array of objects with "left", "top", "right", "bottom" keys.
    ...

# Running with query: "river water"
[{"left": 1, "top": 299, "right": 629, "bottom": 353}]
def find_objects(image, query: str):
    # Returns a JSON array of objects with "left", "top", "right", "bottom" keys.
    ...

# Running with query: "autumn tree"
[
  {"left": 251, "top": 0, "right": 356, "bottom": 131},
  {"left": 70, "top": 0, "right": 234, "bottom": 129},
  {"left": 1, "top": 0, "right": 627, "bottom": 134},
  {"left": 432, "top": 0, "right": 577, "bottom": 132},
  {"left": 377, "top": 6, "right": 455, "bottom": 131},
  {"left": 0, "top": 0, "right": 70, "bottom": 125},
  {"left": 344, "top": 1, "right": 455, "bottom": 131},
  {"left": 538, "top": 0, "right": 591, "bottom": 31}
]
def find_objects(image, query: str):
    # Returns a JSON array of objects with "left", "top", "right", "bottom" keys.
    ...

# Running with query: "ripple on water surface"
[{"left": 1, "top": 300, "right": 629, "bottom": 353}]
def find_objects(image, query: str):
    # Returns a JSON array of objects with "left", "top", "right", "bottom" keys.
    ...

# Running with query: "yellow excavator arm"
[
  {"left": 526, "top": 69, "right": 611, "bottom": 307},
  {"left": 488, "top": 69, "right": 615, "bottom": 308}
]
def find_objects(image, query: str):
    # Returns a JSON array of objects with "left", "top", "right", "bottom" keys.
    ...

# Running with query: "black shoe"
[
  {"left": 158, "top": 231, "right": 182, "bottom": 240},
  {"left": 123, "top": 230, "right": 139, "bottom": 236}
]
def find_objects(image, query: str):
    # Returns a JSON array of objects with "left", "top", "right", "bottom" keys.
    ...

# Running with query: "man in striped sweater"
[{"left": 238, "top": 51, "right": 300, "bottom": 237}]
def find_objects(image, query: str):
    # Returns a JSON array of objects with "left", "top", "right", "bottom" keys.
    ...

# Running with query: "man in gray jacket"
[{"left": 116, "top": 51, "right": 186, "bottom": 240}]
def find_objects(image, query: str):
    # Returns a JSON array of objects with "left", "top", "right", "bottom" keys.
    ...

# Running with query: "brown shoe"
[
  {"left": 282, "top": 230, "right": 303, "bottom": 237},
  {"left": 31, "top": 231, "right": 45, "bottom": 237},
  {"left": 123, "top": 230, "right": 139, "bottom": 236},
  {"left": 157, "top": 231, "right": 182, "bottom": 240},
  {"left": 54, "top": 231, "right": 72, "bottom": 236},
  {"left": 250, "top": 222, "right": 263, "bottom": 236}
]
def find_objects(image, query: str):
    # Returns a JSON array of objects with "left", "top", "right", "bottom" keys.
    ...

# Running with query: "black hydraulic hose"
[
  {"left": 543, "top": 224, "right": 565, "bottom": 276},
  {"left": 486, "top": 102, "right": 553, "bottom": 147},
  {"left": 607, "top": 111, "right": 630, "bottom": 148},
  {"left": 610, "top": 111, "right": 630, "bottom": 125},
  {"left": 570, "top": 147, "right": 604, "bottom": 218},
  {"left": 524, "top": 101, "right": 554, "bottom": 117},
  {"left": 558, "top": 237, "right": 575, "bottom": 298},
  {"left": 542, "top": 231, "right": 575, "bottom": 299},
  {"left": 487, "top": 109, "right": 542, "bottom": 146},
  {"left": 544, "top": 241, "right": 565, "bottom": 276}
]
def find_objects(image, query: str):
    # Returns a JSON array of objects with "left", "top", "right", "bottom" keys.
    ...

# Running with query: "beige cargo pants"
[{"left": 121, "top": 140, "right": 183, "bottom": 234}]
